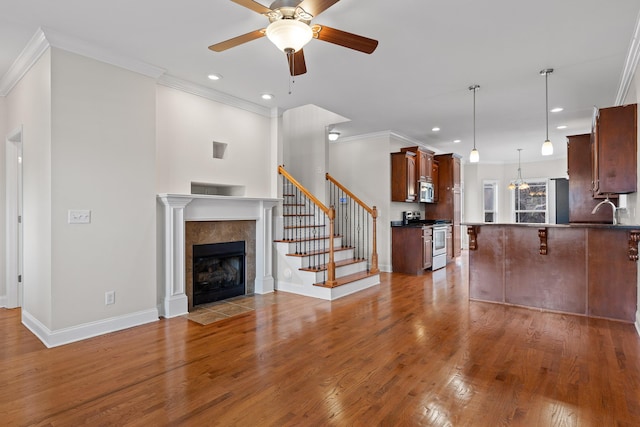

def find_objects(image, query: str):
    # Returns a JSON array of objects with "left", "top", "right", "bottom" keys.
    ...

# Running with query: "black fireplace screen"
[{"left": 192, "top": 241, "right": 245, "bottom": 306}]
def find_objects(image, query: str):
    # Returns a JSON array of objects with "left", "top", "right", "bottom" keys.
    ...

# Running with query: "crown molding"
[
  {"left": 615, "top": 9, "right": 640, "bottom": 105},
  {"left": 42, "top": 27, "right": 166, "bottom": 79},
  {"left": 336, "top": 130, "right": 438, "bottom": 151},
  {"left": 158, "top": 74, "right": 272, "bottom": 118},
  {"left": 0, "top": 27, "right": 166, "bottom": 97},
  {"left": 0, "top": 28, "right": 49, "bottom": 96}
]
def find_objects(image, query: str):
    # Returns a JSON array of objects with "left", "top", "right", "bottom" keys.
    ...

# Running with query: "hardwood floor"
[{"left": 2, "top": 254, "right": 640, "bottom": 426}]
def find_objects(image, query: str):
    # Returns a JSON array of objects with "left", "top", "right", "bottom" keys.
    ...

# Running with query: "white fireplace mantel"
[{"left": 157, "top": 194, "right": 279, "bottom": 318}]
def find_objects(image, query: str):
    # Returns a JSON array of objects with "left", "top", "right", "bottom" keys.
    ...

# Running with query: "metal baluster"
[{"left": 294, "top": 187, "right": 300, "bottom": 255}]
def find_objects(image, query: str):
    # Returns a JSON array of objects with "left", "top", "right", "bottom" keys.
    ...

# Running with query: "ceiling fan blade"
[
  {"left": 313, "top": 25, "right": 378, "bottom": 54},
  {"left": 287, "top": 49, "right": 307, "bottom": 76},
  {"left": 231, "top": 0, "right": 272, "bottom": 15},
  {"left": 297, "top": 0, "right": 339, "bottom": 18},
  {"left": 208, "top": 29, "right": 266, "bottom": 52}
]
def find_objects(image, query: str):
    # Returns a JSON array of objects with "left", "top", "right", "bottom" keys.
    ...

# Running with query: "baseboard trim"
[{"left": 22, "top": 308, "right": 159, "bottom": 348}]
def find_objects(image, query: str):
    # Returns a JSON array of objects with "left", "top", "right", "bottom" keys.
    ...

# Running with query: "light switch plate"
[{"left": 68, "top": 209, "right": 91, "bottom": 224}]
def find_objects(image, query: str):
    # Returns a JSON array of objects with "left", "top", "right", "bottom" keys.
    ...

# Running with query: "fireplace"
[
  {"left": 193, "top": 241, "right": 246, "bottom": 306},
  {"left": 157, "top": 194, "right": 278, "bottom": 318}
]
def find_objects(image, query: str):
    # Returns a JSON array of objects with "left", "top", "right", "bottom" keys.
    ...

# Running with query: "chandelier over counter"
[{"left": 508, "top": 149, "right": 530, "bottom": 190}]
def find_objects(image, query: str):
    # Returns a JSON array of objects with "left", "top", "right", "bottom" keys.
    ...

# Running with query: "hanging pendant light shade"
[
  {"left": 469, "top": 84, "right": 480, "bottom": 163},
  {"left": 509, "top": 149, "right": 529, "bottom": 190},
  {"left": 540, "top": 68, "right": 554, "bottom": 156}
]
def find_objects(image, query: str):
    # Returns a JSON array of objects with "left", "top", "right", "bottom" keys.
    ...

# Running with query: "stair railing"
[
  {"left": 278, "top": 166, "right": 337, "bottom": 287},
  {"left": 326, "top": 173, "right": 379, "bottom": 274}
]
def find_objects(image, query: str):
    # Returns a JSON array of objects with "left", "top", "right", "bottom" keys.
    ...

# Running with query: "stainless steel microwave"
[{"left": 419, "top": 181, "right": 434, "bottom": 203}]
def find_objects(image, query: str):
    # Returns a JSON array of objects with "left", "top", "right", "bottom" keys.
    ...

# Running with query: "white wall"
[
  {"left": 464, "top": 158, "right": 567, "bottom": 224},
  {"left": 0, "top": 92, "right": 6, "bottom": 303},
  {"left": 156, "top": 85, "right": 274, "bottom": 197},
  {"left": 6, "top": 49, "right": 53, "bottom": 326},
  {"left": 49, "top": 49, "right": 157, "bottom": 330},
  {"left": 329, "top": 134, "right": 392, "bottom": 271},
  {"left": 283, "top": 104, "right": 348, "bottom": 204}
]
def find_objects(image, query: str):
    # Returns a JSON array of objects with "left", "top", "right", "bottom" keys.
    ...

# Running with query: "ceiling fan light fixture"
[{"left": 266, "top": 19, "right": 313, "bottom": 53}]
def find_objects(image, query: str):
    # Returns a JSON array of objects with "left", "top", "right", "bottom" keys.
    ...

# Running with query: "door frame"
[{"left": 6, "top": 126, "right": 23, "bottom": 308}]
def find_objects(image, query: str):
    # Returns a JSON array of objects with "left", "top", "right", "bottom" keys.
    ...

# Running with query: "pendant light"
[
  {"left": 508, "top": 149, "right": 530, "bottom": 190},
  {"left": 469, "top": 84, "right": 480, "bottom": 163},
  {"left": 540, "top": 68, "right": 554, "bottom": 156}
]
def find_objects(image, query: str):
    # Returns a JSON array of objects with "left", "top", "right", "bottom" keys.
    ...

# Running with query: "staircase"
[{"left": 275, "top": 166, "right": 380, "bottom": 300}]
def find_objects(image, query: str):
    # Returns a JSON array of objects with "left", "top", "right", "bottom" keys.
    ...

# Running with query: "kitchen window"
[
  {"left": 512, "top": 179, "right": 548, "bottom": 223},
  {"left": 483, "top": 180, "right": 498, "bottom": 222}
]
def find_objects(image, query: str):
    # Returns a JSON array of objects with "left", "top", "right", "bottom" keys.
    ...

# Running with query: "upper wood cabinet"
[
  {"left": 567, "top": 133, "right": 615, "bottom": 223},
  {"left": 592, "top": 103, "right": 637, "bottom": 195},
  {"left": 432, "top": 160, "right": 440, "bottom": 203},
  {"left": 401, "top": 146, "right": 435, "bottom": 182},
  {"left": 391, "top": 151, "right": 417, "bottom": 202}
]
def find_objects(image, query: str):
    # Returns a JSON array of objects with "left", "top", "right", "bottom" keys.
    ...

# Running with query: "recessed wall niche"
[
  {"left": 212, "top": 141, "right": 228, "bottom": 159},
  {"left": 191, "top": 182, "right": 246, "bottom": 196}
]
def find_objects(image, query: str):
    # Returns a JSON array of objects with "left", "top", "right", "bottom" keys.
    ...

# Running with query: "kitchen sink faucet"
[{"left": 591, "top": 195, "right": 618, "bottom": 225}]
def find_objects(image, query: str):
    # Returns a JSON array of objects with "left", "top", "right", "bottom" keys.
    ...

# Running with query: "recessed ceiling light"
[
  {"left": 453, "top": 139, "right": 461, "bottom": 143},
  {"left": 557, "top": 125, "right": 568, "bottom": 129},
  {"left": 207, "top": 73, "right": 222, "bottom": 81},
  {"left": 550, "top": 107, "right": 563, "bottom": 113},
  {"left": 261, "top": 93, "right": 274, "bottom": 100},
  {"left": 432, "top": 127, "right": 440, "bottom": 132}
]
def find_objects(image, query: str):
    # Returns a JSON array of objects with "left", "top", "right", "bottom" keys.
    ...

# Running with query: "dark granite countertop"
[{"left": 463, "top": 222, "right": 640, "bottom": 230}]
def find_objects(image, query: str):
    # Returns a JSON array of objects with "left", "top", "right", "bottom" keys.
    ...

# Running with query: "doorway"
[{"left": 6, "top": 126, "right": 23, "bottom": 308}]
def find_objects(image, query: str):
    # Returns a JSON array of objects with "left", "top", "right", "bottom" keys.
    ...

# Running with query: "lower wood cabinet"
[{"left": 392, "top": 226, "right": 432, "bottom": 275}]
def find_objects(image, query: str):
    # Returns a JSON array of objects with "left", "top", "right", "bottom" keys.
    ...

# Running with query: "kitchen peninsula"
[{"left": 465, "top": 223, "right": 639, "bottom": 322}]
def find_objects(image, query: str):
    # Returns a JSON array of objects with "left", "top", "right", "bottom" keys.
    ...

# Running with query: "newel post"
[
  {"left": 326, "top": 206, "right": 337, "bottom": 287},
  {"left": 370, "top": 206, "right": 380, "bottom": 274}
]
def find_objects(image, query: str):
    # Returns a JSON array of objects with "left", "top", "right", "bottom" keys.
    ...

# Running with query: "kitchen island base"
[{"left": 466, "top": 224, "right": 638, "bottom": 322}]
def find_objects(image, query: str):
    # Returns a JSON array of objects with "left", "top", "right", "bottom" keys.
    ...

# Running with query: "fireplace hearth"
[{"left": 193, "top": 241, "right": 245, "bottom": 306}]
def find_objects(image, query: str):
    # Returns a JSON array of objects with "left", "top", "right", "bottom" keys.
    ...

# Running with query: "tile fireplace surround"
[{"left": 157, "top": 194, "right": 279, "bottom": 318}]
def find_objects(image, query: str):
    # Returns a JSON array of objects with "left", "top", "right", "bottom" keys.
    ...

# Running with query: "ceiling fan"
[{"left": 208, "top": 0, "right": 379, "bottom": 76}]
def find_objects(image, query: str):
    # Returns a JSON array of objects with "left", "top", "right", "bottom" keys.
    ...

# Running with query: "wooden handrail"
[
  {"left": 279, "top": 165, "right": 331, "bottom": 215},
  {"left": 325, "top": 173, "right": 375, "bottom": 216}
]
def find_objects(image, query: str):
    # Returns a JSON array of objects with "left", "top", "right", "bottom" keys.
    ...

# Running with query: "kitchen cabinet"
[
  {"left": 391, "top": 226, "right": 432, "bottom": 274},
  {"left": 391, "top": 152, "right": 417, "bottom": 202},
  {"left": 432, "top": 160, "right": 439, "bottom": 202},
  {"left": 425, "top": 153, "right": 462, "bottom": 257},
  {"left": 567, "top": 133, "right": 615, "bottom": 223},
  {"left": 592, "top": 103, "right": 637, "bottom": 195},
  {"left": 401, "top": 146, "right": 435, "bottom": 182},
  {"left": 446, "top": 225, "right": 453, "bottom": 261},
  {"left": 423, "top": 227, "right": 433, "bottom": 270}
]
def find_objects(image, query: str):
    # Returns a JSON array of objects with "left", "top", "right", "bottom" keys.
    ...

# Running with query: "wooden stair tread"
[
  {"left": 274, "top": 235, "right": 340, "bottom": 244},
  {"left": 284, "top": 224, "right": 326, "bottom": 230},
  {"left": 299, "top": 258, "right": 366, "bottom": 272},
  {"left": 286, "top": 246, "right": 353, "bottom": 257},
  {"left": 314, "top": 271, "right": 378, "bottom": 288}
]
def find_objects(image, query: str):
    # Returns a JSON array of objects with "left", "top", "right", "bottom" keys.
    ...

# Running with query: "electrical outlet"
[
  {"left": 105, "top": 291, "right": 115, "bottom": 305},
  {"left": 68, "top": 210, "right": 91, "bottom": 224}
]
